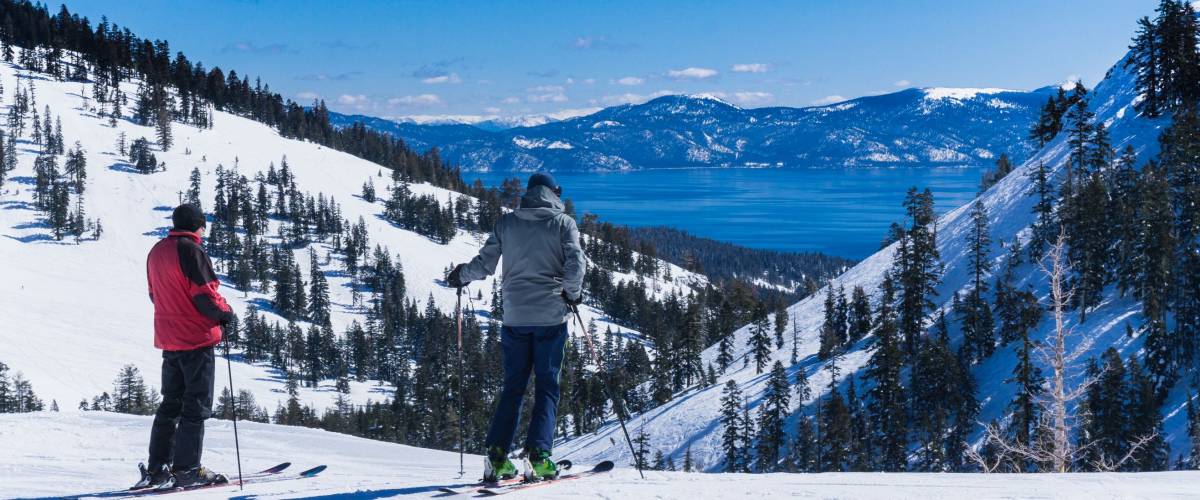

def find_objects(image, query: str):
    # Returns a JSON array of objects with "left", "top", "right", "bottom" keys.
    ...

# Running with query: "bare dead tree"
[{"left": 970, "top": 229, "right": 1117, "bottom": 473}]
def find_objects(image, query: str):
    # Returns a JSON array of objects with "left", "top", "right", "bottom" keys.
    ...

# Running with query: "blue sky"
[{"left": 60, "top": 0, "right": 1157, "bottom": 121}]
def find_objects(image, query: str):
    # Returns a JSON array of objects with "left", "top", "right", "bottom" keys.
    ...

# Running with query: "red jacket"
[{"left": 146, "top": 230, "right": 232, "bottom": 351}]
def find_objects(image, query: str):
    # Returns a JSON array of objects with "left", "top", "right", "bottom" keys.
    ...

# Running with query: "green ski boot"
[
  {"left": 483, "top": 447, "right": 518, "bottom": 483},
  {"left": 523, "top": 448, "right": 559, "bottom": 481}
]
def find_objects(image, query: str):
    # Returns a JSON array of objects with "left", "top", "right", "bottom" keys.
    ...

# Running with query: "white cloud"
[
  {"left": 583, "top": 78, "right": 596, "bottom": 85},
  {"left": 615, "top": 76, "right": 644, "bottom": 86},
  {"left": 667, "top": 67, "right": 718, "bottom": 80},
  {"left": 388, "top": 94, "right": 442, "bottom": 106},
  {"left": 337, "top": 94, "right": 369, "bottom": 106},
  {"left": 594, "top": 89, "right": 677, "bottom": 106},
  {"left": 295, "top": 91, "right": 320, "bottom": 101},
  {"left": 421, "top": 73, "right": 461, "bottom": 84},
  {"left": 893, "top": 79, "right": 911, "bottom": 87},
  {"left": 811, "top": 95, "right": 847, "bottom": 106},
  {"left": 501, "top": 96, "right": 521, "bottom": 104},
  {"left": 731, "top": 63, "right": 768, "bottom": 73},
  {"left": 526, "top": 85, "right": 568, "bottom": 103},
  {"left": 483, "top": 107, "right": 502, "bottom": 114},
  {"left": 730, "top": 91, "right": 774, "bottom": 106}
]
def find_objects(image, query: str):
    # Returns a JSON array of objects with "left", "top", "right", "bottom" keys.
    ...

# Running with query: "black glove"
[
  {"left": 561, "top": 290, "right": 583, "bottom": 307},
  {"left": 447, "top": 264, "right": 467, "bottom": 289}
]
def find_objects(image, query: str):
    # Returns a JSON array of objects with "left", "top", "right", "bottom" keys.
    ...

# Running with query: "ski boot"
[
  {"left": 483, "top": 446, "right": 518, "bottom": 483},
  {"left": 523, "top": 448, "right": 560, "bottom": 482},
  {"left": 130, "top": 462, "right": 172, "bottom": 490},
  {"left": 170, "top": 465, "right": 229, "bottom": 489}
]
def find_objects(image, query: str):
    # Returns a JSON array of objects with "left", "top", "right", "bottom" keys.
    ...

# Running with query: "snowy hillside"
[
  {"left": 3, "top": 412, "right": 1197, "bottom": 499},
  {"left": 335, "top": 86, "right": 1054, "bottom": 172},
  {"left": 555, "top": 49, "right": 1189, "bottom": 470},
  {"left": 0, "top": 53, "right": 701, "bottom": 413}
]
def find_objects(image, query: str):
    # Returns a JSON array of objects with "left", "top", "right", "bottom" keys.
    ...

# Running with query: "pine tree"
[
  {"left": 897, "top": 187, "right": 941, "bottom": 355},
  {"left": 1111, "top": 146, "right": 1141, "bottom": 296},
  {"left": 187, "top": 167, "right": 202, "bottom": 209},
  {"left": 747, "top": 302, "right": 771, "bottom": 374},
  {"left": 63, "top": 142, "right": 86, "bottom": 194},
  {"left": 958, "top": 200, "right": 995, "bottom": 363},
  {"left": 632, "top": 428, "right": 652, "bottom": 471},
  {"left": 1133, "top": 164, "right": 1174, "bottom": 395},
  {"left": 1081, "top": 349, "right": 1127, "bottom": 468},
  {"left": 755, "top": 361, "right": 791, "bottom": 472},
  {"left": 1128, "top": 15, "right": 1163, "bottom": 117},
  {"left": 772, "top": 301, "right": 788, "bottom": 350},
  {"left": 865, "top": 275, "right": 907, "bottom": 471},
  {"left": 1005, "top": 287, "right": 1044, "bottom": 471},
  {"left": 847, "top": 285, "right": 872, "bottom": 345},
  {"left": 308, "top": 248, "right": 331, "bottom": 326},
  {"left": 719, "top": 380, "right": 745, "bottom": 472},
  {"left": 1187, "top": 395, "right": 1200, "bottom": 469},
  {"left": 1125, "top": 356, "right": 1168, "bottom": 471},
  {"left": 818, "top": 365, "right": 852, "bottom": 472},
  {"left": 818, "top": 283, "right": 840, "bottom": 359},
  {"left": 111, "top": 364, "right": 157, "bottom": 415}
]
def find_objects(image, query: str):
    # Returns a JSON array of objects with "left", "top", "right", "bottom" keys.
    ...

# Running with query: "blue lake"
[{"left": 467, "top": 167, "right": 987, "bottom": 260}]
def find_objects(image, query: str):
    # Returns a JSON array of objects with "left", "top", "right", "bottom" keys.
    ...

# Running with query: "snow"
[
  {"left": 3, "top": 412, "right": 1198, "bottom": 499},
  {"left": 0, "top": 52, "right": 699, "bottom": 415},
  {"left": 922, "top": 87, "right": 1012, "bottom": 101},
  {"left": 557, "top": 49, "right": 1187, "bottom": 472},
  {"left": 986, "top": 98, "right": 1018, "bottom": 109},
  {"left": 511, "top": 136, "right": 574, "bottom": 149}
]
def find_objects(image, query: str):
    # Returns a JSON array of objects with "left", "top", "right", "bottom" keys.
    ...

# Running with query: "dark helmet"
[
  {"left": 171, "top": 203, "right": 207, "bottom": 232},
  {"left": 527, "top": 172, "right": 562, "bottom": 196}
]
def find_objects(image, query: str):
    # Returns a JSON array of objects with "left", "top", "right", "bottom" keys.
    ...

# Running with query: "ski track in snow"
[{"left": 2, "top": 412, "right": 1198, "bottom": 499}]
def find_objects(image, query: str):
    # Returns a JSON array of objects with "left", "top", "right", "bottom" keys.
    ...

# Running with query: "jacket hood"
[{"left": 516, "top": 185, "right": 564, "bottom": 221}]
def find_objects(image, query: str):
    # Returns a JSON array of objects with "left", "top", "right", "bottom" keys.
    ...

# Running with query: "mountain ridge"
[{"left": 330, "top": 86, "right": 1057, "bottom": 172}]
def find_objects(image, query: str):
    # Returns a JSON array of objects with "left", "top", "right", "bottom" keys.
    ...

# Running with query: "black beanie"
[
  {"left": 527, "top": 172, "right": 560, "bottom": 193},
  {"left": 172, "top": 203, "right": 206, "bottom": 232}
]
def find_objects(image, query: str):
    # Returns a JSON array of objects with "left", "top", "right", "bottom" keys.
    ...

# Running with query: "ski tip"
[
  {"left": 260, "top": 462, "right": 291, "bottom": 474},
  {"left": 592, "top": 461, "right": 615, "bottom": 473},
  {"left": 300, "top": 465, "right": 327, "bottom": 477}
]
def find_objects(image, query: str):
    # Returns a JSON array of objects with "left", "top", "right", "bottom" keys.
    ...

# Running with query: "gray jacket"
[{"left": 459, "top": 185, "right": 585, "bottom": 326}]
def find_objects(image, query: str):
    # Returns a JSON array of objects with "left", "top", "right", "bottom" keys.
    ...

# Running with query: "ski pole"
[
  {"left": 570, "top": 304, "right": 644, "bottom": 479},
  {"left": 222, "top": 334, "right": 245, "bottom": 490},
  {"left": 455, "top": 286, "right": 466, "bottom": 477}
]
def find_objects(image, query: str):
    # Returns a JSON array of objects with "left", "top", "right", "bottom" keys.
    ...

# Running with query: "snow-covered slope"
[
  {"left": 557, "top": 52, "right": 1187, "bottom": 469},
  {"left": 3, "top": 412, "right": 1196, "bottom": 499},
  {"left": 0, "top": 54, "right": 702, "bottom": 413},
  {"left": 338, "top": 86, "right": 1054, "bottom": 172}
]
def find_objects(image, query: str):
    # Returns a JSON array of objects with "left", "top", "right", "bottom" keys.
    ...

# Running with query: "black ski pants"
[{"left": 148, "top": 346, "right": 215, "bottom": 471}]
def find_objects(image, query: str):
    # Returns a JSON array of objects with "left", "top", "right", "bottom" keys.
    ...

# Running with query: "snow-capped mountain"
[
  {"left": 333, "top": 87, "right": 1057, "bottom": 172},
  {"left": 330, "top": 107, "right": 603, "bottom": 134},
  {"left": 553, "top": 49, "right": 1190, "bottom": 470}
]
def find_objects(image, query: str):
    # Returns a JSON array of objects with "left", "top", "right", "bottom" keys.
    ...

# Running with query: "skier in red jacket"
[{"left": 133, "top": 203, "right": 233, "bottom": 491}]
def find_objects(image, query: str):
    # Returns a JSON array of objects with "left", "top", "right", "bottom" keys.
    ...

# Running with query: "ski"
[
  {"left": 476, "top": 461, "right": 614, "bottom": 496},
  {"left": 436, "top": 477, "right": 522, "bottom": 495},
  {"left": 127, "top": 465, "right": 326, "bottom": 497},
  {"left": 435, "top": 460, "right": 572, "bottom": 495},
  {"left": 69, "top": 463, "right": 293, "bottom": 499}
]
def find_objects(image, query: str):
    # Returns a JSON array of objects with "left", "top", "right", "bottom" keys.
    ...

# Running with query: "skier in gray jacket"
[{"left": 447, "top": 172, "right": 585, "bottom": 482}]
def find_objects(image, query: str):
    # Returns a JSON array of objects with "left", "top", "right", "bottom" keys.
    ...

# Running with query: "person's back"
[
  {"left": 487, "top": 183, "right": 582, "bottom": 327},
  {"left": 134, "top": 204, "right": 232, "bottom": 491},
  {"left": 448, "top": 172, "right": 584, "bottom": 482},
  {"left": 146, "top": 231, "right": 227, "bottom": 351}
]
